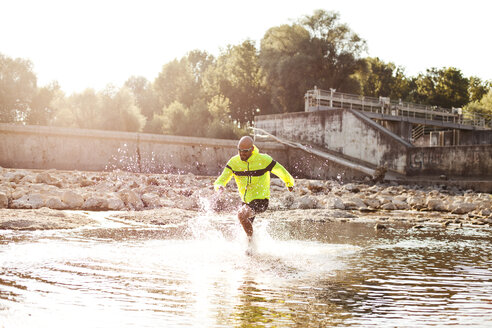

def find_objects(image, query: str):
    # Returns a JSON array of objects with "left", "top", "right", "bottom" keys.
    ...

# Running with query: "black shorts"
[{"left": 243, "top": 199, "right": 269, "bottom": 222}]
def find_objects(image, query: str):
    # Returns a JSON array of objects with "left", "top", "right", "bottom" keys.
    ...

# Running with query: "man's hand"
[{"left": 288, "top": 186, "right": 294, "bottom": 192}]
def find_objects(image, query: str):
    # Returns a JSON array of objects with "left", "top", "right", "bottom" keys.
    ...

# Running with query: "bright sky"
[{"left": 2, "top": 0, "right": 491, "bottom": 94}]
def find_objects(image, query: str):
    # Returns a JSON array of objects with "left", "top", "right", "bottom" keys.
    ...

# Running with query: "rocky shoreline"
[{"left": 0, "top": 167, "right": 491, "bottom": 230}]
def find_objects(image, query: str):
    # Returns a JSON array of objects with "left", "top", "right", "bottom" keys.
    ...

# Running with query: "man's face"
[{"left": 238, "top": 146, "right": 253, "bottom": 161}]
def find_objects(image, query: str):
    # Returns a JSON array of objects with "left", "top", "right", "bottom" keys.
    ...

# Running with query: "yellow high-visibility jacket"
[{"left": 214, "top": 146, "right": 295, "bottom": 203}]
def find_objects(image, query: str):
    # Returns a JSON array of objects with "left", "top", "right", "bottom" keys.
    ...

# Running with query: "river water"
[{"left": 1, "top": 212, "right": 491, "bottom": 327}]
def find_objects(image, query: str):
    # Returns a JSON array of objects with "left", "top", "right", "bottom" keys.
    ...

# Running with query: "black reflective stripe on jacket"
[{"left": 226, "top": 160, "right": 277, "bottom": 177}]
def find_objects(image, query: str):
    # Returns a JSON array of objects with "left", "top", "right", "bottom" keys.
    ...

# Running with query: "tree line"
[{"left": 1, "top": 10, "right": 491, "bottom": 139}]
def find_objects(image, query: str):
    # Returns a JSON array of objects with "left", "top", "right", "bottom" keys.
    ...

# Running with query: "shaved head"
[
  {"left": 238, "top": 136, "right": 253, "bottom": 149},
  {"left": 238, "top": 136, "right": 254, "bottom": 161}
]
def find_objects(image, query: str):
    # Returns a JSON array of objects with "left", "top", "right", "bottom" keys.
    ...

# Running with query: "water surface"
[{"left": 1, "top": 212, "right": 491, "bottom": 327}]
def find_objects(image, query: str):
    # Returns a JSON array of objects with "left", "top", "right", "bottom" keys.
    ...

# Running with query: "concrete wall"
[
  {"left": 407, "top": 145, "right": 492, "bottom": 178},
  {"left": 255, "top": 109, "right": 412, "bottom": 174},
  {"left": 0, "top": 124, "right": 289, "bottom": 176}
]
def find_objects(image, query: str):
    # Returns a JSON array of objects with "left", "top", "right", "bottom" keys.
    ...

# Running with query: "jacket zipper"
[{"left": 244, "top": 162, "right": 250, "bottom": 201}]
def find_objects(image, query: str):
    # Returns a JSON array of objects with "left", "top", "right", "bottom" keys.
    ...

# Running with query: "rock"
[
  {"left": 377, "top": 195, "right": 393, "bottom": 205},
  {"left": 449, "top": 202, "right": 477, "bottom": 214},
  {"left": 381, "top": 202, "right": 396, "bottom": 210},
  {"left": 480, "top": 208, "right": 491, "bottom": 217},
  {"left": 343, "top": 184, "right": 360, "bottom": 193},
  {"left": 35, "top": 172, "right": 62, "bottom": 187},
  {"left": 80, "top": 178, "right": 96, "bottom": 187},
  {"left": 107, "top": 197, "right": 125, "bottom": 210},
  {"left": 5, "top": 171, "right": 26, "bottom": 184},
  {"left": 0, "top": 192, "right": 8, "bottom": 208},
  {"left": 61, "top": 191, "right": 85, "bottom": 209},
  {"left": 280, "top": 194, "right": 295, "bottom": 209},
  {"left": 344, "top": 197, "right": 368, "bottom": 211},
  {"left": 392, "top": 199, "right": 410, "bottom": 210},
  {"left": 363, "top": 197, "right": 381, "bottom": 209},
  {"left": 407, "top": 196, "right": 425, "bottom": 209},
  {"left": 412, "top": 224, "right": 425, "bottom": 229},
  {"left": 141, "top": 193, "right": 160, "bottom": 208},
  {"left": 82, "top": 197, "right": 109, "bottom": 211},
  {"left": 307, "top": 181, "right": 325, "bottom": 193},
  {"left": 296, "top": 195, "right": 318, "bottom": 209},
  {"left": 327, "top": 196, "right": 345, "bottom": 210},
  {"left": 177, "top": 196, "right": 198, "bottom": 210},
  {"left": 160, "top": 199, "right": 175, "bottom": 207},
  {"left": 45, "top": 196, "right": 67, "bottom": 210},
  {"left": 146, "top": 177, "right": 159, "bottom": 186},
  {"left": 372, "top": 166, "right": 387, "bottom": 183},
  {"left": 374, "top": 223, "right": 387, "bottom": 230},
  {"left": 11, "top": 193, "right": 45, "bottom": 209},
  {"left": 426, "top": 198, "right": 447, "bottom": 211},
  {"left": 118, "top": 189, "right": 144, "bottom": 210}
]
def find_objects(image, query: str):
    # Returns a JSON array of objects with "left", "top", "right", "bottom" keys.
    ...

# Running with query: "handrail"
[{"left": 305, "top": 88, "right": 492, "bottom": 129}]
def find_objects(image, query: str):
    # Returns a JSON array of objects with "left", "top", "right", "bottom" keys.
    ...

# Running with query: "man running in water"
[{"left": 214, "top": 136, "right": 295, "bottom": 241}]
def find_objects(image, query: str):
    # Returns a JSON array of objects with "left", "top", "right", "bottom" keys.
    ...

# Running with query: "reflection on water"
[{"left": 1, "top": 212, "right": 492, "bottom": 327}]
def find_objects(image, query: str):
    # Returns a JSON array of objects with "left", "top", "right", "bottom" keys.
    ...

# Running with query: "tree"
[
  {"left": 354, "top": 57, "right": 412, "bottom": 100},
  {"left": 463, "top": 89, "right": 492, "bottom": 122},
  {"left": 468, "top": 76, "right": 491, "bottom": 103},
  {"left": 27, "top": 81, "right": 60, "bottom": 125},
  {"left": 99, "top": 86, "right": 146, "bottom": 132},
  {"left": 124, "top": 76, "right": 160, "bottom": 120},
  {"left": 300, "top": 10, "right": 367, "bottom": 90},
  {"left": 203, "top": 40, "right": 268, "bottom": 125},
  {"left": 412, "top": 67, "right": 469, "bottom": 109},
  {"left": 154, "top": 50, "right": 214, "bottom": 109},
  {"left": 259, "top": 10, "right": 366, "bottom": 114},
  {"left": 0, "top": 53, "right": 37, "bottom": 122}
]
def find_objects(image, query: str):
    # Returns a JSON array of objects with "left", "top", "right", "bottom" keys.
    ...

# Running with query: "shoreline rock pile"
[{"left": 0, "top": 167, "right": 491, "bottom": 229}]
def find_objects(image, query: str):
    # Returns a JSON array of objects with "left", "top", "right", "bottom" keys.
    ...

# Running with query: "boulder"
[
  {"left": 62, "top": 191, "right": 85, "bottom": 209},
  {"left": 407, "top": 196, "right": 425, "bottom": 209},
  {"left": 449, "top": 202, "right": 477, "bottom": 214},
  {"left": 307, "top": 181, "right": 325, "bottom": 193},
  {"left": 426, "top": 198, "right": 447, "bottom": 211},
  {"left": 141, "top": 193, "right": 161, "bottom": 208},
  {"left": 363, "top": 197, "right": 381, "bottom": 209},
  {"left": 11, "top": 193, "right": 45, "bottom": 209},
  {"left": 381, "top": 202, "right": 397, "bottom": 210},
  {"left": 118, "top": 189, "right": 144, "bottom": 210},
  {"left": 392, "top": 199, "right": 410, "bottom": 210},
  {"left": 343, "top": 197, "right": 368, "bottom": 211},
  {"left": 46, "top": 196, "right": 67, "bottom": 210},
  {"left": 296, "top": 195, "right": 318, "bottom": 209},
  {"left": 35, "top": 172, "right": 62, "bottom": 187},
  {"left": 0, "top": 192, "right": 8, "bottom": 208},
  {"left": 327, "top": 196, "right": 345, "bottom": 210},
  {"left": 343, "top": 184, "right": 360, "bottom": 193},
  {"left": 82, "top": 197, "right": 109, "bottom": 211},
  {"left": 107, "top": 197, "right": 125, "bottom": 210}
]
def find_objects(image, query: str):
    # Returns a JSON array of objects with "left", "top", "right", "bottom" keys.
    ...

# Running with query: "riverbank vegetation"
[{"left": 1, "top": 10, "right": 491, "bottom": 138}]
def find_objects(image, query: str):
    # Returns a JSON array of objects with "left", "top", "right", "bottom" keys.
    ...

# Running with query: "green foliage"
[
  {"left": 204, "top": 40, "right": 268, "bottom": 125},
  {"left": 124, "top": 76, "right": 160, "bottom": 120},
  {"left": 468, "top": 76, "right": 491, "bottom": 103},
  {"left": 259, "top": 10, "right": 366, "bottom": 114},
  {"left": 3, "top": 11, "right": 492, "bottom": 139},
  {"left": 27, "top": 82, "right": 60, "bottom": 125},
  {"left": 463, "top": 89, "right": 492, "bottom": 119},
  {"left": 0, "top": 53, "right": 37, "bottom": 122},
  {"left": 99, "top": 86, "right": 146, "bottom": 132},
  {"left": 354, "top": 57, "right": 412, "bottom": 100},
  {"left": 412, "top": 67, "right": 469, "bottom": 109},
  {"left": 154, "top": 50, "right": 214, "bottom": 109}
]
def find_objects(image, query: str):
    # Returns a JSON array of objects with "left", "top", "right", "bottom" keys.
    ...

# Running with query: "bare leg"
[{"left": 238, "top": 204, "right": 255, "bottom": 240}]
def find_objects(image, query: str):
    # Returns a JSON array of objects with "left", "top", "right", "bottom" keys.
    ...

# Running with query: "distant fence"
[{"left": 305, "top": 88, "right": 492, "bottom": 129}]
